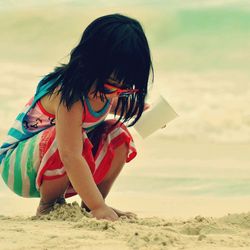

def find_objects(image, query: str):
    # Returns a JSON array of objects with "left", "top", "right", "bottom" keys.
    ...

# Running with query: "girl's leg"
[
  {"left": 97, "top": 143, "right": 128, "bottom": 199},
  {"left": 36, "top": 175, "right": 69, "bottom": 216},
  {"left": 81, "top": 142, "right": 128, "bottom": 211},
  {"left": 97, "top": 143, "right": 138, "bottom": 218}
]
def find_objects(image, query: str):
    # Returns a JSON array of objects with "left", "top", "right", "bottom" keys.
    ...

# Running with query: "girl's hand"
[
  {"left": 112, "top": 207, "right": 137, "bottom": 219},
  {"left": 91, "top": 204, "right": 119, "bottom": 221}
]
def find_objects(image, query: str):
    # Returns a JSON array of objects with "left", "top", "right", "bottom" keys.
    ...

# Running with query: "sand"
[{"left": 1, "top": 201, "right": 250, "bottom": 250}]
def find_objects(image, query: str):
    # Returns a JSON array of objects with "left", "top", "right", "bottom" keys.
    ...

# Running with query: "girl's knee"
[
  {"left": 114, "top": 142, "right": 129, "bottom": 160},
  {"left": 40, "top": 174, "right": 69, "bottom": 202},
  {"left": 101, "top": 143, "right": 128, "bottom": 184}
]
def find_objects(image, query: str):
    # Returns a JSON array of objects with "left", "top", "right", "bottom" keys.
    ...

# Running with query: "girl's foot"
[{"left": 36, "top": 196, "right": 66, "bottom": 216}]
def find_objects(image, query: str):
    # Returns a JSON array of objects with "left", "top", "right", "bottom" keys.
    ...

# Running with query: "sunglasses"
[{"left": 103, "top": 83, "right": 139, "bottom": 96}]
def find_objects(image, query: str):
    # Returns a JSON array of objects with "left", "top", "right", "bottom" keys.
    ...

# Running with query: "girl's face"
[
  {"left": 103, "top": 78, "right": 124, "bottom": 99},
  {"left": 103, "top": 78, "right": 139, "bottom": 98},
  {"left": 88, "top": 78, "right": 123, "bottom": 101},
  {"left": 88, "top": 78, "right": 138, "bottom": 101}
]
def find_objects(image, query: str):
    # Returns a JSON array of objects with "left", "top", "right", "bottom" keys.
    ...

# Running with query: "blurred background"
[{"left": 0, "top": 0, "right": 250, "bottom": 218}]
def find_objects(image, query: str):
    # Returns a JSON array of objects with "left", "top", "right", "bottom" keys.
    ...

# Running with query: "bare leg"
[
  {"left": 81, "top": 143, "right": 137, "bottom": 218},
  {"left": 98, "top": 143, "right": 128, "bottom": 198},
  {"left": 36, "top": 174, "right": 69, "bottom": 216}
]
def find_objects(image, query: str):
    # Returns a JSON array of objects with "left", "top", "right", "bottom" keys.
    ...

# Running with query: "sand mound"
[{"left": 35, "top": 201, "right": 92, "bottom": 222}]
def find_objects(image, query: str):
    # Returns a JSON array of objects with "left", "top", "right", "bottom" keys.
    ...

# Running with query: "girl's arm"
[{"left": 55, "top": 100, "right": 118, "bottom": 221}]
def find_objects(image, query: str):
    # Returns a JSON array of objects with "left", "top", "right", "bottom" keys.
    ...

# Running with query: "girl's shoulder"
[{"left": 39, "top": 86, "right": 66, "bottom": 117}]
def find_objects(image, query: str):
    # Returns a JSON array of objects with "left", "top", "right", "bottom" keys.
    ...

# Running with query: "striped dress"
[{"left": 0, "top": 78, "right": 137, "bottom": 198}]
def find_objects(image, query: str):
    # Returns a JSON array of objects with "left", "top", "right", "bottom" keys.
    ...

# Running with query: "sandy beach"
[{"left": 1, "top": 202, "right": 250, "bottom": 250}]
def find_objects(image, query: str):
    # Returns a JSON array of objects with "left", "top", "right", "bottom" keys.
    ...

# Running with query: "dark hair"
[{"left": 39, "top": 13, "right": 154, "bottom": 126}]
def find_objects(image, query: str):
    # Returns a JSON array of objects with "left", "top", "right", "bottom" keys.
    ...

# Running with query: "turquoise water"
[
  {"left": 152, "top": 8, "right": 250, "bottom": 71},
  {"left": 115, "top": 176, "right": 250, "bottom": 197},
  {"left": 0, "top": 1, "right": 249, "bottom": 72}
]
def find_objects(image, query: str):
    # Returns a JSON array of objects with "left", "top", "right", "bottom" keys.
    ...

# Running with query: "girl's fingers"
[
  {"left": 121, "top": 212, "right": 137, "bottom": 219},
  {"left": 127, "top": 213, "right": 137, "bottom": 218}
]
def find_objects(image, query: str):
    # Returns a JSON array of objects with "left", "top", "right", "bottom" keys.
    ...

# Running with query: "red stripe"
[
  {"left": 37, "top": 100, "right": 55, "bottom": 118},
  {"left": 36, "top": 149, "right": 63, "bottom": 188}
]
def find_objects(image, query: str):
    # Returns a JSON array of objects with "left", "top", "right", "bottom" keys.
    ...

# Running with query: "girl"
[{"left": 0, "top": 14, "right": 153, "bottom": 221}]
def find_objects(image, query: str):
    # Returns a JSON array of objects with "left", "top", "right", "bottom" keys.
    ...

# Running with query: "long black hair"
[{"left": 39, "top": 13, "right": 154, "bottom": 126}]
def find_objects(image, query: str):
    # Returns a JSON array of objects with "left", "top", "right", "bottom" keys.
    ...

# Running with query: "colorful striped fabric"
[
  {"left": 1, "top": 132, "right": 42, "bottom": 197},
  {"left": 0, "top": 77, "right": 137, "bottom": 198},
  {"left": 37, "top": 119, "right": 137, "bottom": 198},
  {"left": 0, "top": 77, "right": 56, "bottom": 165}
]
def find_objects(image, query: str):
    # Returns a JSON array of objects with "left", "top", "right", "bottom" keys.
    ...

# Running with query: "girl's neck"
[{"left": 87, "top": 94, "right": 110, "bottom": 113}]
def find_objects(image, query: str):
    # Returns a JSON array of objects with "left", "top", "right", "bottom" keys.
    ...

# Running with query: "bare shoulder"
[
  {"left": 40, "top": 85, "right": 61, "bottom": 116},
  {"left": 40, "top": 86, "right": 84, "bottom": 123}
]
